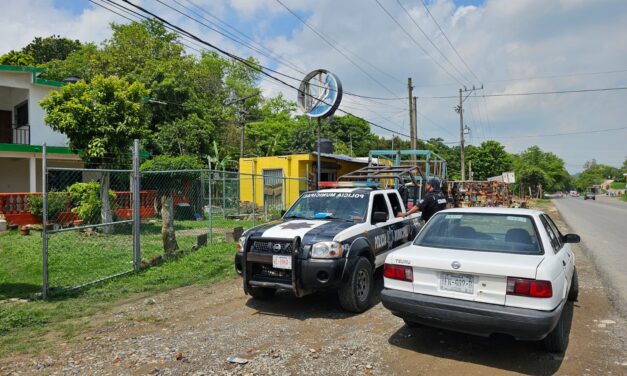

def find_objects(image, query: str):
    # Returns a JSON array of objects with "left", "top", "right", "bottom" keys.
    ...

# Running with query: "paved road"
[{"left": 553, "top": 196, "right": 627, "bottom": 312}]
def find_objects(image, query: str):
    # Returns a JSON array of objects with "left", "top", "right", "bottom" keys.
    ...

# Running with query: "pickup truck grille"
[{"left": 252, "top": 240, "right": 293, "bottom": 255}]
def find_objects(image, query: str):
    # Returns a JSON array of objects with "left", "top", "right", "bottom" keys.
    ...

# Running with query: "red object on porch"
[
  {"left": 0, "top": 190, "right": 158, "bottom": 226},
  {"left": 0, "top": 192, "right": 40, "bottom": 226}
]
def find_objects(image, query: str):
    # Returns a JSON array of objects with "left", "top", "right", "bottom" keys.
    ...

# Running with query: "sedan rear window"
[{"left": 414, "top": 213, "right": 542, "bottom": 254}]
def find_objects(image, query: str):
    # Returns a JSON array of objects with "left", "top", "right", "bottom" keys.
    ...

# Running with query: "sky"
[{"left": 2, "top": 0, "right": 626, "bottom": 173}]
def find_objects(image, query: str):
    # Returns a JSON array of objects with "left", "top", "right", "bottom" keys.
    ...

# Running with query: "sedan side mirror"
[
  {"left": 563, "top": 233, "right": 580, "bottom": 243},
  {"left": 280, "top": 210, "right": 286, "bottom": 217},
  {"left": 372, "top": 211, "right": 389, "bottom": 224}
]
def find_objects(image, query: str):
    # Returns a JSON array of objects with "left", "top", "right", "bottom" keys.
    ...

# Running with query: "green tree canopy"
[
  {"left": 0, "top": 50, "right": 35, "bottom": 66},
  {"left": 40, "top": 74, "right": 150, "bottom": 167},
  {"left": 23, "top": 35, "right": 81, "bottom": 64},
  {"left": 513, "top": 146, "right": 571, "bottom": 192},
  {"left": 466, "top": 140, "right": 513, "bottom": 180}
]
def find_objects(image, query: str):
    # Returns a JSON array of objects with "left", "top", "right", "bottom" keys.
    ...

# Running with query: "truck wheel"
[
  {"left": 542, "top": 313, "right": 568, "bottom": 353},
  {"left": 338, "top": 257, "right": 373, "bottom": 313},
  {"left": 249, "top": 287, "right": 275, "bottom": 300},
  {"left": 567, "top": 267, "right": 579, "bottom": 301}
]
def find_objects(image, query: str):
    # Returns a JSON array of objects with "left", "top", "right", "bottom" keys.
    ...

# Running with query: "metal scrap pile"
[{"left": 447, "top": 181, "right": 516, "bottom": 208}]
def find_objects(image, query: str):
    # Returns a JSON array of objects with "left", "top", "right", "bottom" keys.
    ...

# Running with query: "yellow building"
[{"left": 239, "top": 153, "right": 370, "bottom": 210}]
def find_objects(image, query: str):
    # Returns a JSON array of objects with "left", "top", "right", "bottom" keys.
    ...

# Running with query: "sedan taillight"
[
  {"left": 506, "top": 277, "right": 552, "bottom": 298},
  {"left": 384, "top": 263, "right": 413, "bottom": 282}
]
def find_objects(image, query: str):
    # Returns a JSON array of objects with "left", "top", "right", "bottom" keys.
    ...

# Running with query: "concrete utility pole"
[
  {"left": 457, "top": 88, "right": 465, "bottom": 181},
  {"left": 456, "top": 85, "right": 483, "bottom": 181},
  {"left": 412, "top": 96, "right": 418, "bottom": 151},
  {"left": 408, "top": 78, "right": 415, "bottom": 150}
]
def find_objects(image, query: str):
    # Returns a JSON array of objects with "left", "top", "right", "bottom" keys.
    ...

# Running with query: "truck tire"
[
  {"left": 249, "top": 287, "right": 275, "bottom": 300},
  {"left": 567, "top": 267, "right": 579, "bottom": 301},
  {"left": 542, "top": 312, "right": 568, "bottom": 353},
  {"left": 338, "top": 257, "right": 373, "bottom": 313}
]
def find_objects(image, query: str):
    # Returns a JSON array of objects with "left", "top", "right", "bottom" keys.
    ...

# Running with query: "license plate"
[
  {"left": 440, "top": 273, "right": 474, "bottom": 294},
  {"left": 272, "top": 255, "right": 292, "bottom": 270}
]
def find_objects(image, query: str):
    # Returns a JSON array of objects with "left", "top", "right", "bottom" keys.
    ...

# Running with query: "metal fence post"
[
  {"left": 222, "top": 165, "right": 226, "bottom": 213},
  {"left": 207, "top": 158, "right": 213, "bottom": 243},
  {"left": 132, "top": 140, "right": 141, "bottom": 271},
  {"left": 41, "top": 144, "right": 48, "bottom": 299},
  {"left": 252, "top": 172, "right": 256, "bottom": 228}
]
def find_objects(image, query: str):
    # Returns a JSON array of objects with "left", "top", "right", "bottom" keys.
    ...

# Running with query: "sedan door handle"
[{"left": 562, "top": 260, "right": 566, "bottom": 266}]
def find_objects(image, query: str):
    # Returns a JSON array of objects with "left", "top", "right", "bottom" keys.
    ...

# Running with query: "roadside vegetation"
[{"left": 0, "top": 226, "right": 240, "bottom": 356}]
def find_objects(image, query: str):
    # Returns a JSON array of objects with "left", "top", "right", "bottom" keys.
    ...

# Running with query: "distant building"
[{"left": 239, "top": 153, "right": 370, "bottom": 210}]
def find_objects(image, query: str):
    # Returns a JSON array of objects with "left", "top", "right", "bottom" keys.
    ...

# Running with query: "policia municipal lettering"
[{"left": 397, "top": 178, "right": 447, "bottom": 222}]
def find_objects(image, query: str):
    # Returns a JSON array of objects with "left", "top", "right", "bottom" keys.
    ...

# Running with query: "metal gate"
[{"left": 262, "top": 169, "right": 284, "bottom": 212}]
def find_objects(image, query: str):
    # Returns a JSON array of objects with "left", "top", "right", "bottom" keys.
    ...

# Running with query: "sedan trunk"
[{"left": 387, "top": 246, "right": 545, "bottom": 305}]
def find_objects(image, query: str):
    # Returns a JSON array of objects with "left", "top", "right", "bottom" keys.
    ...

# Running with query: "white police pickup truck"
[{"left": 235, "top": 186, "right": 422, "bottom": 312}]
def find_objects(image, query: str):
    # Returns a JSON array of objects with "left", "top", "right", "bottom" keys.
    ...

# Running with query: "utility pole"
[
  {"left": 412, "top": 96, "right": 418, "bottom": 151},
  {"left": 408, "top": 78, "right": 415, "bottom": 151},
  {"left": 456, "top": 85, "right": 483, "bottom": 181},
  {"left": 457, "top": 88, "right": 465, "bottom": 181}
]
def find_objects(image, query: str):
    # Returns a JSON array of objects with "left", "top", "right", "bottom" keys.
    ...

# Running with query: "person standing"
[{"left": 397, "top": 178, "right": 447, "bottom": 222}]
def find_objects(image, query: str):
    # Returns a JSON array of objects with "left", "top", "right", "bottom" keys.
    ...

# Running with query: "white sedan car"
[{"left": 381, "top": 208, "right": 579, "bottom": 352}]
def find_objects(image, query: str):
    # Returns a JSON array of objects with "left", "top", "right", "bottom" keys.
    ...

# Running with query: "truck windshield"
[{"left": 284, "top": 191, "right": 369, "bottom": 222}]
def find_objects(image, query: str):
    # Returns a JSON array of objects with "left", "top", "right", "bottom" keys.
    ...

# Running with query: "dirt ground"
[{"left": 1, "top": 205, "right": 625, "bottom": 375}]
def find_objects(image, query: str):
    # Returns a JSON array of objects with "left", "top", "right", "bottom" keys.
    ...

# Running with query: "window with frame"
[
  {"left": 387, "top": 192, "right": 403, "bottom": 215},
  {"left": 15, "top": 101, "right": 28, "bottom": 127},
  {"left": 540, "top": 215, "right": 561, "bottom": 253},
  {"left": 371, "top": 194, "right": 389, "bottom": 223}
]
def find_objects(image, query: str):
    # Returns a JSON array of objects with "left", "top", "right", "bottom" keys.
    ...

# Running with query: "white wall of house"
[{"left": 0, "top": 70, "right": 67, "bottom": 147}]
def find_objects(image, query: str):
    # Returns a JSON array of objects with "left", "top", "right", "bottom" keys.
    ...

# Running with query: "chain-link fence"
[{"left": 40, "top": 142, "right": 309, "bottom": 297}]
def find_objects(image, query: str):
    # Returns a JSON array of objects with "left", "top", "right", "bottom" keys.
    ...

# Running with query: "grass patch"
[
  {"left": 611, "top": 181, "right": 626, "bottom": 190},
  {"left": 0, "top": 241, "right": 238, "bottom": 356},
  {"left": 621, "top": 195, "right": 627, "bottom": 202}
]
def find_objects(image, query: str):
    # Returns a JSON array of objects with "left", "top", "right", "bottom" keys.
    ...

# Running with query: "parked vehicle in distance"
[
  {"left": 569, "top": 191, "right": 579, "bottom": 197},
  {"left": 584, "top": 192, "right": 595, "bottom": 200},
  {"left": 381, "top": 208, "right": 580, "bottom": 352}
]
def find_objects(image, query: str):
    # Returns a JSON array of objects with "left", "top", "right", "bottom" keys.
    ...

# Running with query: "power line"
[
  {"left": 114, "top": 0, "right": 413, "bottom": 139},
  {"left": 374, "top": 0, "right": 466, "bottom": 86},
  {"left": 395, "top": 0, "right": 474, "bottom": 86},
  {"left": 474, "top": 126, "right": 627, "bottom": 140},
  {"left": 274, "top": 0, "right": 402, "bottom": 97},
  {"left": 419, "top": 0, "right": 481, "bottom": 83},
  {"left": 419, "top": 86, "right": 627, "bottom": 99}
]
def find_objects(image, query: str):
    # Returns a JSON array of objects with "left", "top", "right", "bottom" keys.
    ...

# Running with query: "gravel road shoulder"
[{"left": 0, "top": 203, "right": 625, "bottom": 375}]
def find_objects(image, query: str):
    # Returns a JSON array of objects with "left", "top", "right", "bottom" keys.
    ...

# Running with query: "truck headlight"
[
  {"left": 236, "top": 236, "right": 246, "bottom": 253},
  {"left": 311, "top": 241, "right": 342, "bottom": 258}
]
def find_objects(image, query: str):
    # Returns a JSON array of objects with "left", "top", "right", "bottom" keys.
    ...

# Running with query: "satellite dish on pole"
[{"left": 297, "top": 69, "right": 342, "bottom": 118}]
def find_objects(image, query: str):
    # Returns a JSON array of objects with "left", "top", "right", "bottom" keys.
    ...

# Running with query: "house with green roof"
[{"left": 0, "top": 65, "right": 82, "bottom": 195}]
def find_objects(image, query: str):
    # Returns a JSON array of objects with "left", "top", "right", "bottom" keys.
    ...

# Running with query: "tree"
[
  {"left": 466, "top": 141, "right": 513, "bottom": 181},
  {"left": 513, "top": 146, "right": 571, "bottom": 194},
  {"left": 40, "top": 75, "right": 150, "bottom": 232},
  {"left": 0, "top": 50, "right": 35, "bottom": 66},
  {"left": 140, "top": 155, "right": 204, "bottom": 255},
  {"left": 23, "top": 35, "right": 81, "bottom": 64}
]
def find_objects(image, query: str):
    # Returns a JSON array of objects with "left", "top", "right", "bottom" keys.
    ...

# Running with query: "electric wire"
[
  {"left": 395, "top": 0, "right": 474, "bottom": 86},
  {"left": 418, "top": 86, "right": 627, "bottom": 99},
  {"left": 419, "top": 0, "right": 481, "bottom": 83},
  {"left": 274, "top": 0, "right": 402, "bottom": 97},
  {"left": 374, "top": 0, "right": 466, "bottom": 87},
  {"left": 115, "top": 0, "right": 414, "bottom": 139}
]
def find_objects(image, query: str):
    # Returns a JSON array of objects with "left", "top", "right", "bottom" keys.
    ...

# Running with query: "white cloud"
[{"left": 2, "top": 0, "right": 626, "bottom": 172}]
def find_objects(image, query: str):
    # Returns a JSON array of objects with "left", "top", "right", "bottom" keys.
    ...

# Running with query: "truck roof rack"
[{"left": 338, "top": 165, "right": 423, "bottom": 186}]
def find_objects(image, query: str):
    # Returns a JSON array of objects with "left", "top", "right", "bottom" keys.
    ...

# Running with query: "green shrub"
[
  {"left": 67, "top": 182, "right": 115, "bottom": 224},
  {"left": 28, "top": 192, "right": 68, "bottom": 222}
]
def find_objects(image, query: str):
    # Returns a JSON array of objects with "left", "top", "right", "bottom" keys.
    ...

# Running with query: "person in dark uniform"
[{"left": 397, "top": 178, "right": 447, "bottom": 222}]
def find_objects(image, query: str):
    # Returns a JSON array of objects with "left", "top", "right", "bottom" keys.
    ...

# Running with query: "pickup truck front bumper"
[{"left": 235, "top": 237, "right": 346, "bottom": 297}]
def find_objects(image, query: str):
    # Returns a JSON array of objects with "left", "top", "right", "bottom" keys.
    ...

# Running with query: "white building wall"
[
  {"left": 0, "top": 70, "right": 67, "bottom": 147},
  {"left": 28, "top": 85, "right": 67, "bottom": 147}
]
